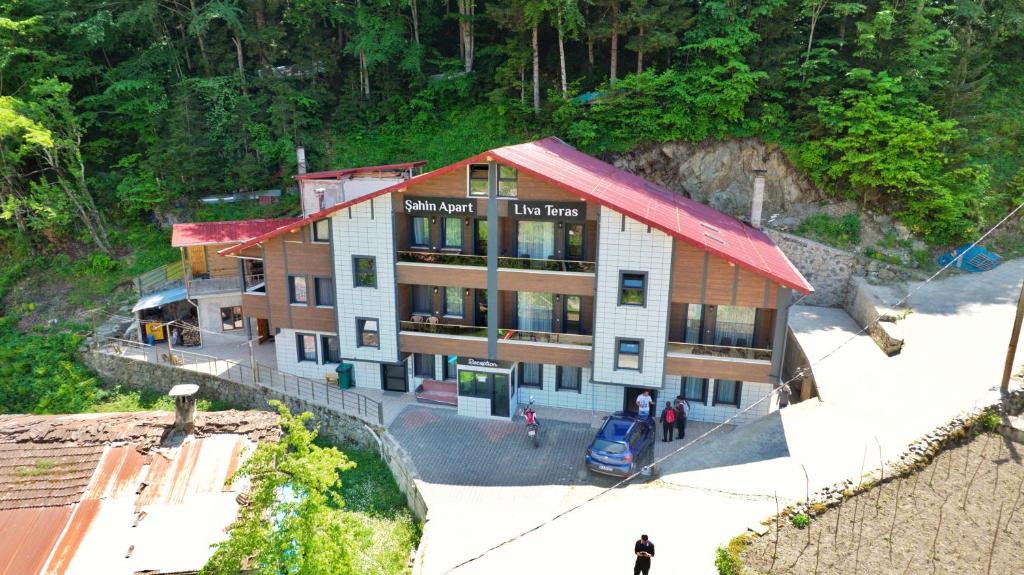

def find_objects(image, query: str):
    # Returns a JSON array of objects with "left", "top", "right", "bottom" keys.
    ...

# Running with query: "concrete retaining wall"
[{"left": 844, "top": 276, "right": 905, "bottom": 356}]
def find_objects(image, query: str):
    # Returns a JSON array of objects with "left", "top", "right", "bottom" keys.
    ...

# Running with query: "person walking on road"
[
  {"left": 633, "top": 534, "right": 655, "bottom": 575},
  {"left": 660, "top": 401, "right": 675, "bottom": 442},
  {"left": 674, "top": 396, "right": 689, "bottom": 440},
  {"left": 636, "top": 390, "right": 653, "bottom": 418}
]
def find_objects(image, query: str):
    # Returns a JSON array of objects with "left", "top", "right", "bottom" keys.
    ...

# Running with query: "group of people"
[{"left": 634, "top": 390, "right": 689, "bottom": 443}]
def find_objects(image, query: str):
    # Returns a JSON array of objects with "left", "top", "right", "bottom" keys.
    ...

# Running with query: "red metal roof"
[
  {"left": 294, "top": 160, "right": 427, "bottom": 181},
  {"left": 171, "top": 217, "right": 302, "bottom": 247},
  {"left": 219, "top": 138, "right": 813, "bottom": 293}
]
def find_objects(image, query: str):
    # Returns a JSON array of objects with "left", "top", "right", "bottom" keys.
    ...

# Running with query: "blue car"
[{"left": 584, "top": 411, "right": 655, "bottom": 477}]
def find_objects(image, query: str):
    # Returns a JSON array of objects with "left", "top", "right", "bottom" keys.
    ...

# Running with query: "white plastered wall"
[{"left": 195, "top": 293, "right": 245, "bottom": 347}]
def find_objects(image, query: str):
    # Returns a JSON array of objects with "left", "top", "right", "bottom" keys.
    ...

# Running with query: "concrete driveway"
[{"left": 398, "top": 259, "right": 1024, "bottom": 575}]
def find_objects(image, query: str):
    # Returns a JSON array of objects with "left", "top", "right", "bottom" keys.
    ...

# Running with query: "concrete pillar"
[
  {"left": 487, "top": 160, "right": 499, "bottom": 360},
  {"left": 768, "top": 287, "right": 792, "bottom": 385}
]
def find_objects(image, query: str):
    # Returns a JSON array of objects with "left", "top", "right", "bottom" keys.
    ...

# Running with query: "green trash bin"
[{"left": 336, "top": 363, "right": 353, "bottom": 389}]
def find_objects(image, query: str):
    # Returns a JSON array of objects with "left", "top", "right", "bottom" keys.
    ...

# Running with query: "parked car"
[{"left": 584, "top": 411, "right": 655, "bottom": 477}]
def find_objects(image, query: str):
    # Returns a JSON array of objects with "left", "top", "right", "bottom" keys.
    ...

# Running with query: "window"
[
  {"left": 444, "top": 287, "right": 464, "bottom": 318},
  {"left": 474, "top": 220, "right": 488, "bottom": 255},
  {"left": 353, "top": 256, "right": 377, "bottom": 288},
  {"left": 682, "top": 377, "right": 708, "bottom": 403},
  {"left": 714, "top": 380, "right": 742, "bottom": 407},
  {"left": 220, "top": 306, "right": 243, "bottom": 331},
  {"left": 519, "top": 363, "right": 543, "bottom": 388},
  {"left": 313, "top": 219, "right": 330, "bottom": 242},
  {"left": 468, "top": 164, "right": 489, "bottom": 197},
  {"left": 411, "top": 216, "right": 431, "bottom": 247},
  {"left": 565, "top": 223, "right": 585, "bottom": 260},
  {"left": 517, "top": 292, "right": 553, "bottom": 332},
  {"left": 414, "top": 353, "right": 435, "bottom": 378},
  {"left": 289, "top": 276, "right": 308, "bottom": 304},
  {"left": 442, "top": 217, "right": 463, "bottom": 249},
  {"left": 314, "top": 277, "right": 335, "bottom": 307},
  {"left": 517, "top": 221, "right": 555, "bottom": 259},
  {"left": 715, "top": 306, "right": 757, "bottom": 348},
  {"left": 356, "top": 318, "right": 379, "bottom": 348},
  {"left": 619, "top": 272, "right": 647, "bottom": 306},
  {"left": 412, "top": 285, "right": 433, "bottom": 315},
  {"left": 556, "top": 366, "right": 581, "bottom": 392},
  {"left": 616, "top": 339, "right": 642, "bottom": 371},
  {"left": 683, "top": 304, "right": 705, "bottom": 343},
  {"left": 296, "top": 333, "right": 317, "bottom": 362},
  {"left": 563, "top": 296, "right": 581, "bottom": 334},
  {"left": 321, "top": 335, "right": 340, "bottom": 363},
  {"left": 498, "top": 165, "right": 518, "bottom": 197},
  {"left": 443, "top": 355, "right": 458, "bottom": 380}
]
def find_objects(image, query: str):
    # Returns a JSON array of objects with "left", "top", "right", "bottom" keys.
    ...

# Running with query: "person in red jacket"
[{"left": 659, "top": 401, "right": 675, "bottom": 442}]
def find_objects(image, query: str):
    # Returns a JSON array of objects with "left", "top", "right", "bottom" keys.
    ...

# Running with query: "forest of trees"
[{"left": 1, "top": 0, "right": 1022, "bottom": 252}]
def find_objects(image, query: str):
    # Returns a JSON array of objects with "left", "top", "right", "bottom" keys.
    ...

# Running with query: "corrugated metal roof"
[
  {"left": 0, "top": 507, "right": 74, "bottom": 575},
  {"left": 170, "top": 217, "right": 303, "bottom": 247},
  {"left": 218, "top": 138, "right": 812, "bottom": 293},
  {"left": 293, "top": 160, "right": 426, "bottom": 181},
  {"left": 131, "top": 286, "right": 188, "bottom": 313}
]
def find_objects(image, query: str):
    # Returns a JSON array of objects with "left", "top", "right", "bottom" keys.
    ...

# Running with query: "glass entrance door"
[
  {"left": 457, "top": 369, "right": 512, "bottom": 418},
  {"left": 491, "top": 374, "right": 510, "bottom": 417}
]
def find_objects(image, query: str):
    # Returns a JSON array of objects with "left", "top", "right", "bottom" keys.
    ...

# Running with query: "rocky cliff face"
[{"left": 612, "top": 138, "right": 822, "bottom": 221}]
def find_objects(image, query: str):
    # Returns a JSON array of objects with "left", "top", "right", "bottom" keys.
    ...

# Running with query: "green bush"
[
  {"left": 796, "top": 213, "right": 862, "bottom": 249},
  {"left": 979, "top": 409, "right": 1002, "bottom": 432},
  {"left": 790, "top": 513, "right": 811, "bottom": 529},
  {"left": 716, "top": 546, "right": 739, "bottom": 575},
  {"left": 863, "top": 247, "right": 903, "bottom": 265}
]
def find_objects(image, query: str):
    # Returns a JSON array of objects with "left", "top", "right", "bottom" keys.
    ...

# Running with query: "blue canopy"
[{"left": 132, "top": 285, "right": 188, "bottom": 312}]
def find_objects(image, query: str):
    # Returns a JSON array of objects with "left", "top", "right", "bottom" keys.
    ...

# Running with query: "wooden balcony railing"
[
  {"left": 397, "top": 251, "right": 595, "bottom": 273},
  {"left": 666, "top": 341, "right": 772, "bottom": 362},
  {"left": 400, "top": 320, "right": 592, "bottom": 346}
]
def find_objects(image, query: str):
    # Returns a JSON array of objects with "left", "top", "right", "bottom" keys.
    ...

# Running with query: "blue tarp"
[
  {"left": 132, "top": 285, "right": 188, "bottom": 312},
  {"left": 937, "top": 245, "right": 1002, "bottom": 273}
]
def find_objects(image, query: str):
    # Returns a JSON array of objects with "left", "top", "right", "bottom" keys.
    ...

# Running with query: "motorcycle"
[{"left": 522, "top": 396, "right": 540, "bottom": 448}]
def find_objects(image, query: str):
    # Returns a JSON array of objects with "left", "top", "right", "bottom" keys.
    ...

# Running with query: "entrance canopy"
[{"left": 132, "top": 286, "right": 187, "bottom": 312}]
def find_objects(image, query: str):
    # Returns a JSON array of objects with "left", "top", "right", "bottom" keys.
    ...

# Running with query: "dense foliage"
[{"left": 1, "top": 0, "right": 1022, "bottom": 250}]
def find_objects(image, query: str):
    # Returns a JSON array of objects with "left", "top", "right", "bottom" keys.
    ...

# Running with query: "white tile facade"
[
  {"left": 275, "top": 327, "right": 340, "bottom": 381},
  {"left": 331, "top": 195, "right": 399, "bottom": 364},
  {"left": 591, "top": 208, "right": 674, "bottom": 388},
  {"left": 457, "top": 396, "right": 493, "bottom": 419},
  {"left": 348, "top": 359, "right": 385, "bottom": 390},
  {"left": 661, "top": 375, "right": 776, "bottom": 425}
]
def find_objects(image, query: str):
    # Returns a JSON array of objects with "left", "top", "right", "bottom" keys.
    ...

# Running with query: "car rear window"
[{"left": 592, "top": 439, "right": 627, "bottom": 454}]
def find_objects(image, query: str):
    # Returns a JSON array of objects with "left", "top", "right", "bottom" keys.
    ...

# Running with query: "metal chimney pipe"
[
  {"left": 751, "top": 168, "right": 767, "bottom": 229},
  {"left": 169, "top": 384, "right": 200, "bottom": 435},
  {"left": 296, "top": 146, "right": 307, "bottom": 175}
]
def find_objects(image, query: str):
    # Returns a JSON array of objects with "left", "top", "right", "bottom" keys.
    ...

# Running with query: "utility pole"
[{"left": 1001, "top": 280, "right": 1024, "bottom": 393}]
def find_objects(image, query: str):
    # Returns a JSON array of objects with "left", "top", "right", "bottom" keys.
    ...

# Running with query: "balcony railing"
[
  {"left": 400, "top": 320, "right": 592, "bottom": 346},
  {"left": 666, "top": 341, "right": 772, "bottom": 362},
  {"left": 188, "top": 276, "right": 241, "bottom": 296},
  {"left": 397, "top": 251, "right": 595, "bottom": 273},
  {"left": 244, "top": 273, "right": 266, "bottom": 292}
]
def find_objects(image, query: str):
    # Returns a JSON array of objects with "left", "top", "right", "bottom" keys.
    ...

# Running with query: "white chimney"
[
  {"left": 296, "top": 146, "right": 307, "bottom": 175},
  {"left": 169, "top": 384, "right": 200, "bottom": 435},
  {"left": 751, "top": 168, "right": 767, "bottom": 229}
]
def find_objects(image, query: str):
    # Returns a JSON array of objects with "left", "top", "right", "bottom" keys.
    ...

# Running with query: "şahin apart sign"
[{"left": 403, "top": 197, "right": 476, "bottom": 215}]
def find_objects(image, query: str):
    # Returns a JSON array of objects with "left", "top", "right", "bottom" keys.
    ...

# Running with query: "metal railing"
[
  {"left": 93, "top": 337, "right": 384, "bottom": 425},
  {"left": 244, "top": 273, "right": 266, "bottom": 292},
  {"left": 397, "top": 251, "right": 596, "bottom": 273},
  {"left": 400, "top": 321, "right": 592, "bottom": 346},
  {"left": 135, "top": 261, "right": 185, "bottom": 295},
  {"left": 666, "top": 341, "right": 772, "bottom": 362}
]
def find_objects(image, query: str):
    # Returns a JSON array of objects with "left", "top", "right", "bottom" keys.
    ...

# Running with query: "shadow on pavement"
[{"left": 655, "top": 410, "right": 790, "bottom": 475}]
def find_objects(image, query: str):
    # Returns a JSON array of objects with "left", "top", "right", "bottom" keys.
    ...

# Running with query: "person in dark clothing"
[
  {"left": 674, "top": 396, "right": 688, "bottom": 440},
  {"left": 634, "top": 534, "right": 655, "bottom": 575},
  {"left": 659, "top": 402, "right": 675, "bottom": 442}
]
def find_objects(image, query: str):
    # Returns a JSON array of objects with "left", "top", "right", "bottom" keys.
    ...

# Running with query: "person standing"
[
  {"left": 674, "top": 396, "right": 689, "bottom": 440},
  {"left": 659, "top": 401, "right": 675, "bottom": 442},
  {"left": 636, "top": 390, "right": 653, "bottom": 419},
  {"left": 633, "top": 534, "right": 655, "bottom": 575}
]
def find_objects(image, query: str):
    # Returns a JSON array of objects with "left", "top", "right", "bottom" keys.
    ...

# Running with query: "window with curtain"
[
  {"left": 412, "top": 286, "right": 433, "bottom": 315},
  {"left": 414, "top": 354, "right": 435, "bottom": 378},
  {"left": 314, "top": 277, "right": 335, "bottom": 307},
  {"left": 517, "top": 221, "right": 555, "bottom": 259},
  {"left": 682, "top": 377, "right": 708, "bottom": 403},
  {"left": 556, "top": 366, "right": 581, "bottom": 391},
  {"left": 411, "top": 216, "right": 431, "bottom": 247},
  {"left": 519, "top": 363, "right": 543, "bottom": 388},
  {"left": 288, "top": 276, "right": 307, "bottom": 304},
  {"left": 444, "top": 287, "right": 464, "bottom": 317},
  {"left": 443, "top": 217, "right": 463, "bottom": 248},
  {"left": 563, "top": 296, "right": 581, "bottom": 334},
  {"left": 321, "top": 336, "right": 340, "bottom": 363},
  {"left": 714, "top": 306, "right": 757, "bottom": 347},
  {"left": 296, "top": 333, "right": 316, "bottom": 362},
  {"left": 468, "top": 164, "right": 489, "bottom": 196},
  {"left": 714, "top": 380, "right": 742, "bottom": 406},
  {"left": 517, "top": 292, "right": 553, "bottom": 332},
  {"left": 683, "top": 304, "right": 704, "bottom": 343}
]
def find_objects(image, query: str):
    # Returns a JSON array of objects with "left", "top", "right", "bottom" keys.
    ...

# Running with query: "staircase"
[{"left": 415, "top": 380, "right": 458, "bottom": 407}]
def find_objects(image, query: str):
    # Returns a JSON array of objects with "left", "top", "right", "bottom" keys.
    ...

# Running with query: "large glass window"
[
  {"left": 474, "top": 220, "right": 488, "bottom": 255},
  {"left": 321, "top": 335, "right": 340, "bottom": 363},
  {"left": 714, "top": 380, "right": 742, "bottom": 407},
  {"left": 468, "top": 164, "right": 489, "bottom": 197},
  {"left": 683, "top": 304, "right": 704, "bottom": 343},
  {"left": 288, "top": 276, "right": 308, "bottom": 304},
  {"left": 412, "top": 285, "right": 433, "bottom": 315},
  {"left": 314, "top": 277, "right": 335, "bottom": 307},
  {"left": 497, "top": 165, "right": 518, "bottom": 197},
  {"left": 517, "top": 292, "right": 553, "bottom": 332},
  {"left": 619, "top": 272, "right": 647, "bottom": 306},
  {"left": 563, "top": 295, "right": 581, "bottom": 334},
  {"left": 296, "top": 333, "right": 317, "bottom": 362},
  {"left": 312, "top": 219, "right": 330, "bottom": 242},
  {"left": 565, "top": 223, "right": 585, "bottom": 260},
  {"left": 221, "top": 306, "right": 243, "bottom": 331},
  {"left": 411, "top": 216, "right": 431, "bottom": 247},
  {"left": 444, "top": 287, "right": 464, "bottom": 317},
  {"left": 353, "top": 256, "right": 377, "bottom": 287},
  {"left": 556, "top": 366, "right": 581, "bottom": 392},
  {"left": 715, "top": 306, "right": 757, "bottom": 348},
  {"left": 357, "top": 318, "right": 379, "bottom": 348},
  {"left": 683, "top": 377, "right": 708, "bottom": 403},
  {"left": 517, "top": 221, "right": 555, "bottom": 260},
  {"left": 519, "top": 363, "right": 543, "bottom": 388},
  {"left": 414, "top": 353, "right": 435, "bottom": 378},
  {"left": 443, "top": 217, "right": 463, "bottom": 249},
  {"left": 616, "top": 339, "right": 642, "bottom": 371},
  {"left": 443, "top": 355, "right": 458, "bottom": 380}
]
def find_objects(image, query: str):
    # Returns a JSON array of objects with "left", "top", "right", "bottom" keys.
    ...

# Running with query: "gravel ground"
[{"left": 742, "top": 432, "right": 1024, "bottom": 574}]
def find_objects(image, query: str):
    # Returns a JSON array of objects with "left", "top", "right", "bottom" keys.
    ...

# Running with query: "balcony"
[
  {"left": 665, "top": 341, "right": 772, "bottom": 382},
  {"left": 399, "top": 320, "right": 592, "bottom": 367},
  {"left": 187, "top": 276, "right": 241, "bottom": 297},
  {"left": 244, "top": 273, "right": 266, "bottom": 293},
  {"left": 396, "top": 251, "right": 595, "bottom": 295},
  {"left": 397, "top": 251, "right": 595, "bottom": 273}
]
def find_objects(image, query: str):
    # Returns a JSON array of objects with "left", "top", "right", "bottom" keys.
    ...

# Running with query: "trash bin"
[{"left": 336, "top": 363, "right": 353, "bottom": 389}]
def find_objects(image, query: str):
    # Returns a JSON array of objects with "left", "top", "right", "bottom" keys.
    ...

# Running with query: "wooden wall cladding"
[
  {"left": 241, "top": 293, "right": 270, "bottom": 318},
  {"left": 496, "top": 269, "right": 594, "bottom": 296},
  {"left": 261, "top": 229, "right": 336, "bottom": 333},
  {"left": 664, "top": 355, "right": 771, "bottom": 383},
  {"left": 671, "top": 242, "right": 706, "bottom": 303},
  {"left": 671, "top": 240, "right": 780, "bottom": 309},
  {"left": 400, "top": 332, "right": 489, "bottom": 357},
  {"left": 206, "top": 243, "right": 240, "bottom": 278},
  {"left": 396, "top": 263, "right": 488, "bottom": 289},
  {"left": 497, "top": 341, "right": 591, "bottom": 367}
]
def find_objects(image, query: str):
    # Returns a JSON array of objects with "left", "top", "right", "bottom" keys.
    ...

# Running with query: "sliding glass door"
[
  {"left": 517, "top": 221, "right": 555, "bottom": 260},
  {"left": 517, "top": 292, "right": 553, "bottom": 333}
]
